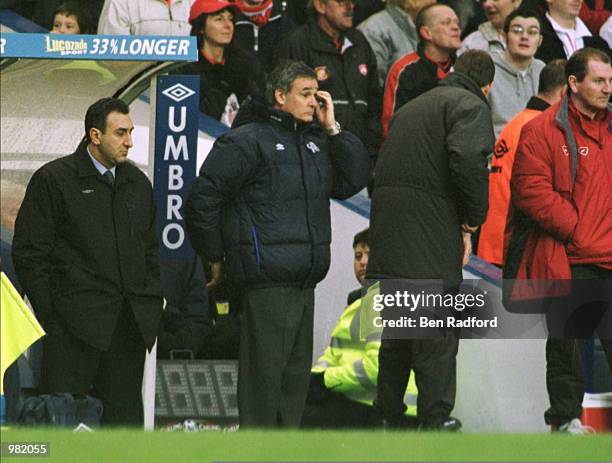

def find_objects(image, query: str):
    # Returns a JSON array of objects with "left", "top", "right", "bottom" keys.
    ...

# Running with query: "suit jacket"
[{"left": 12, "top": 144, "right": 163, "bottom": 351}]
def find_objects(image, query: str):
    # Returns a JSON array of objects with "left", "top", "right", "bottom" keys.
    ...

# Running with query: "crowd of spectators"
[{"left": 7, "top": 0, "right": 609, "bottom": 150}]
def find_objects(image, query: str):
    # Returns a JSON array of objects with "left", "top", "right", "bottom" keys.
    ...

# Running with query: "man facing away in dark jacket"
[
  {"left": 185, "top": 60, "right": 371, "bottom": 428},
  {"left": 12, "top": 98, "right": 164, "bottom": 426},
  {"left": 367, "top": 50, "right": 496, "bottom": 429}
]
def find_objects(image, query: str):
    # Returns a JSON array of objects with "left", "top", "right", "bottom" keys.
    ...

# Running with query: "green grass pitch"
[{"left": 1, "top": 429, "right": 611, "bottom": 462}]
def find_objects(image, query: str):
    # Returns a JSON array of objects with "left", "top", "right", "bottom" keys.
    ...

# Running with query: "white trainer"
[{"left": 557, "top": 418, "right": 596, "bottom": 435}]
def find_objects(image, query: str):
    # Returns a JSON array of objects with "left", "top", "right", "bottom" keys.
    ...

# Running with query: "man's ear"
[
  {"left": 481, "top": 82, "right": 493, "bottom": 97},
  {"left": 274, "top": 89, "right": 286, "bottom": 107},
  {"left": 419, "top": 25, "right": 432, "bottom": 42},
  {"left": 313, "top": 0, "right": 326, "bottom": 15},
  {"left": 89, "top": 128, "right": 102, "bottom": 145},
  {"left": 567, "top": 75, "right": 579, "bottom": 94}
]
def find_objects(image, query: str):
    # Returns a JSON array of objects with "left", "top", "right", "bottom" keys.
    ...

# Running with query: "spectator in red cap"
[{"left": 176, "top": 0, "right": 264, "bottom": 125}]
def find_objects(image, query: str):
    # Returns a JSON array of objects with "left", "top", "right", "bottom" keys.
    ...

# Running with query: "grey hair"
[{"left": 266, "top": 60, "right": 317, "bottom": 106}]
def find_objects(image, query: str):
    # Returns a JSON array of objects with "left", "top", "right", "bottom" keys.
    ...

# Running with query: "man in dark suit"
[{"left": 12, "top": 97, "right": 163, "bottom": 426}]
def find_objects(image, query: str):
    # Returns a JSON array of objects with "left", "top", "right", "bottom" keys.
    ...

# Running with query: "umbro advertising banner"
[{"left": 152, "top": 75, "right": 200, "bottom": 260}]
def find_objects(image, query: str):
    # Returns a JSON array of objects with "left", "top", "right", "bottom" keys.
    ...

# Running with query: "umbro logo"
[
  {"left": 276, "top": 143, "right": 285, "bottom": 151},
  {"left": 82, "top": 189, "right": 94, "bottom": 194},
  {"left": 162, "top": 83, "right": 195, "bottom": 103},
  {"left": 494, "top": 139, "right": 510, "bottom": 158}
]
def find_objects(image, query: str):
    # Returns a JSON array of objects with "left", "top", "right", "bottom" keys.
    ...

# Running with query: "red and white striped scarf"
[{"left": 236, "top": 0, "right": 274, "bottom": 27}]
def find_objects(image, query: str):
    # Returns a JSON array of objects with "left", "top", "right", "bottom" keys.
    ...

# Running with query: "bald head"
[
  {"left": 416, "top": 3, "right": 453, "bottom": 31},
  {"left": 415, "top": 3, "right": 461, "bottom": 51}
]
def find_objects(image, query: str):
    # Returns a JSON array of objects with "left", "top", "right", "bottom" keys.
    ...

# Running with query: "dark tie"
[{"left": 103, "top": 170, "right": 114, "bottom": 186}]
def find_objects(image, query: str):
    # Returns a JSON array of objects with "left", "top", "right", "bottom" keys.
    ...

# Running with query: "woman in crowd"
[{"left": 180, "top": 0, "right": 264, "bottom": 126}]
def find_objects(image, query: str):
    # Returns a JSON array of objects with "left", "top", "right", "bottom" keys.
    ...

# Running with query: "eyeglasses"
[{"left": 509, "top": 25, "right": 541, "bottom": 37}]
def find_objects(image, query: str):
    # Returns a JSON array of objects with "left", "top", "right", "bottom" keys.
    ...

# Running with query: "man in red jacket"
[{"left": 506, "top": 47, "right": 611, "bottom": 434}]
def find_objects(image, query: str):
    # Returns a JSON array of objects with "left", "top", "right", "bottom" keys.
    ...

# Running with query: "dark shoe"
[{"left": 420, "top": 416, "right": 462, "bottom": 431}]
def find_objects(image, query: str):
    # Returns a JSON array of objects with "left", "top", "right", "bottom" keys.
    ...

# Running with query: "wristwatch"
[{"left": 326, "top": 121, "right": 341, "bottom": 136}]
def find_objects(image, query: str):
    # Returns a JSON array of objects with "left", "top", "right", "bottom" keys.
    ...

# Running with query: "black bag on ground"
[{"left": 18, "top": 393, "right": 103, "bottom": 428}]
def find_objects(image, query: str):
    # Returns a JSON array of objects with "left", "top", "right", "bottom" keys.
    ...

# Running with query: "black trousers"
[
  {"left": 544, "top": 265, "right": 612, "bottom": 426},
  {"left": 40, "top": 307, "right": 146, "bottom": 426},
  {"left": 238, "top": 287, "right": 314, "bottom": 428},
  {"left": 375, "top": 333, "right": 459, "bottom": 427},
  {"left": 301, "top": 389, "right": 419, "bottom": 429}
]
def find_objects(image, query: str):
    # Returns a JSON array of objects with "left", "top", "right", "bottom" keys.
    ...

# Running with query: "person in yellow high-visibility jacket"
[{"left": 301, "top": 229, "right": 418, "bottom": 428}]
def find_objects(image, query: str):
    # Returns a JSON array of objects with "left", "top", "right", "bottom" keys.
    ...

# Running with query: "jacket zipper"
[
  {"left": 297, "top": 130, "right": 315, "bottom": 287},
  {"left": 252, "top": 225, "right": 262, "bottom": 269}
]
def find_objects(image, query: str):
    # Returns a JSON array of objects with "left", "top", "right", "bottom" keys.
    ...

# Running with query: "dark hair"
[
  {"left": 503, "top": 8, "right": 543, "bottom": 34},
  {"left": 454, "top": 50, "right": 495, "bottom": 87},
  {"left": 415, "top": 3, "right": 455, "bottom": 44},
  {"left": 353, "top": 228, "right": 370, "bottom": 249},
  {"left": 84, "top": 98, "right": 130, "bottom": 143},
  {"left": 566, "top": 47, "right": 611, "bottom": 83},
  {"left": 53, "top": 1, "right": 94, "bottom": 34},
  {"left": 190, "top": 8, "right": 235, "bottom": 50},
  {"left": 538, "top": 59, "right": 566, "bottom": 94},
  {"left": 266, "top": 61, "right": 317, "bottom": 106}
]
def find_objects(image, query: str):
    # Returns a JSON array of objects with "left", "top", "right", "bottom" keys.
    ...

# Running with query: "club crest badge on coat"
[
  {"left": 306, "top": 142, "right": 320, "bottom": 154},
  {"left": 315, "top": 66, "right": 329, "bottom": 81}
]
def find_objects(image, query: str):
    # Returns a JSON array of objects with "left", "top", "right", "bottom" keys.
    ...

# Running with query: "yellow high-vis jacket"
[{"left": 312, "top": 298, "right": 418, "bottom": 415}]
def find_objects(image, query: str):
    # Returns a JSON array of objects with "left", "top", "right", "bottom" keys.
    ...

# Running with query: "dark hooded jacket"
[
  {"left": 367, "top": 72, "right": 494, "bottom": 283},
  {"left": 185, "top": 97, "right": 371, "bottom": 289}
]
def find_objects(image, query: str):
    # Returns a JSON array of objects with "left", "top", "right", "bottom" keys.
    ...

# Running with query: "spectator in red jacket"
[
  {"left": 505, "top": 47, "right": 611, "bottom": 434},
  {"left": 381, "top": 3, "right": 461, "bottom": 138}
]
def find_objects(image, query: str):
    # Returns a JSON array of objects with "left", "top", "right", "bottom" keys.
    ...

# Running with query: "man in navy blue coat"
[{"left": 186, "top": 60, "right": 370, "bottom": 427}]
